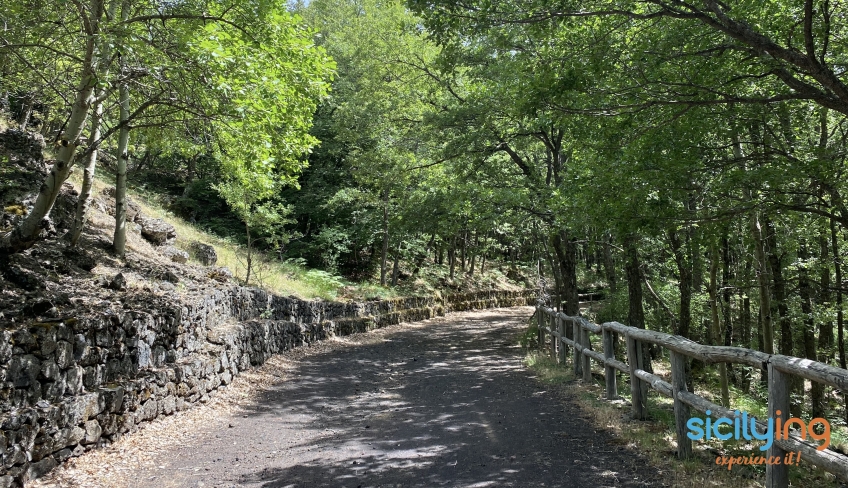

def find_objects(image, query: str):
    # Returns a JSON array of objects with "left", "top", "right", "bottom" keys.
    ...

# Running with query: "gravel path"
[{"left": 37, "top": 307, "right": 664, "bottom": 488}]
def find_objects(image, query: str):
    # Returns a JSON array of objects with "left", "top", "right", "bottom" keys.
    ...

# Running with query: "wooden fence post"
[
  {"left": 627, "top": 334, "right": 646, "bottom": 420},
  {"left": 537, "top": 306, "right": 545, "bottom": 351},
  {"left": 670, "top": 351, "right": 692, "bottom": 459},
  {"left": 581, "top": 324, "right": 591, "bottom": 382},
  {"left": 550, "top": 313, "right": 557, "bottom": 360},
  {"left": 573, "top": 317, "right": 582, "bottom": 377},
  {"left": 603, "top": 327, "right": 617, "bottom": 399},
  {"left": 767, "top": 363, "right": 789, "bottom": 488},
  {"left": 557, "top": 315, "right": 566, "bottom": 365}
]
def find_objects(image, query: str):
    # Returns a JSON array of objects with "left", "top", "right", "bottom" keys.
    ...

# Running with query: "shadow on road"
[{"left": 190, "top": 309, "right": 663, "bottom": 488}]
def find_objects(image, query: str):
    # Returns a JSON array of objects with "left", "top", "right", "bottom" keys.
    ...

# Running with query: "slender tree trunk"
[
  {"left": 831, "top": 218, "right": 848, "bottom": 423},
  {"left": 380, "top": 192, "right": 388, "bottom": 286},
  {"left": 766, "top": 220, "right": 800, "bottom": 416},
  {"left": 625, "top": 240, "right": 645, "bottom": 330},
  {"left": 244, "top": 222, "right": 253, "bottom": 286},
  {"left": 112, "top": 0, "right": 131, "bottom": 256},
  {"left": 749, "top": 210, "right": 775, "bottom": 358},
  {"left": 819, "top": 232, "right": 834, "bottom": 359},
  {"left": 544, "top": 235, "right": 564, "bottom": 311},
  {"left": 391, "top": 244, "right": 400, "bottom": 287},
  {"left": 461, "top": 228, "right": 467, "bottom": 272},
  {"left": 709, "top": 245, "right": 730, "bottom": 407},
  {"left": 721, "top": 235, "right": 736, "bottom": 385},
  {"left": 0, "top": 5, "right": 103, "bottom": 252},
  {"left": 603, "top": 235, "right": 617, "bottom": 294},
  {"left": 798, "top": 242, "right": 823, "bottom": 417},
  {"left": 112, "top": 76, "right": 130, "bottom": 256},
  {"left": 480, "top": 233, "right": 486, "bottom": 274},
  {"left": 668, "top": 230, "right": 692, "bottom": 338},
  {"left": 469, "top": 246, "right": 476, "bottom": 276},
  {"left": 17, "top": 93, "right": 34, "bottom": 128},
  {"left": 69, "top": 100, "right": 104, "bottom": 246},
  {"left": 741, "top": 257, "right": 753, "bottom": 349},
  {"left": 449, "top": 235, "right": 456, "bottom": 280},
  {"left": 625, "top": 238, "right": 652, "bottom": 407},
  {"left": 721, "top": 236, "right": 733, "bottom": 346},
  {"left": 552, "top": 230, "right": 579, "bottom": 316}
]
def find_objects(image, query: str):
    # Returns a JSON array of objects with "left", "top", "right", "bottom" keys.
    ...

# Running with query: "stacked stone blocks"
[{"left": 0, "top": 286, "right": 534, "bottom": 486}]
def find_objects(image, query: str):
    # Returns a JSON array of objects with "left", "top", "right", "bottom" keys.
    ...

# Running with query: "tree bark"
[
  {"left": 668, "top": 230, "right": 692, "bottom": 338},
  {"left": 831, "top": 218, "right": 847, "bottom": 422},
  {"left": 68, "top": 100, "right": 103, "bottom": 246},
  {"left": 799, "top": 242, "right": 823, "bottom": 418},
  {"left": 380, "top": 191, "right": 389, "bottom": 286},
  {"left": 0, "top": 2, "right": 104, "bottom": 253},
  {"left": 749, "top": 210, "right": 775, "bottom": 359},
  {"left": 448, "top": 235, "right": 456, "bottom": 280},
  {"left": 765, "top": 218, "right": 799, "bottom": 415},
  {"left": 552, "top": 230, "right": 579, "bottom": 316},
  {"left": 244, "top": 221, "right": 253, "bottom": 285},
  {"left": 17, "top": 93, "right": 34, "bottom": 128},
  {"left": 625, "top": 238, "right": 653, "bottom": 381},
  {"left": 112, "top": 0, "right": 131, "bottom": 257},
  {"left": 112, "top": 72, "right": 130, "bottom": 256},
  {"left": 603, "top": 234, "right": 617, "bottom": 294},
  {"left": 709, "top": 244, "right": 730, "bottom": 407},
  {"left": 819, "top": 232, "right": 834, "bottom": 358}
]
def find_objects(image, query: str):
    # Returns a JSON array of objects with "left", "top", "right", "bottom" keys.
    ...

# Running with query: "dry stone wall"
[{"left": 0, "top": 286, "right": 534, "bottom": 486}]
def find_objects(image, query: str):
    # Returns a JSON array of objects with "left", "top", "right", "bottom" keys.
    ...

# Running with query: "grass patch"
[{"left": 66, "top": 168, "right": 398, "bottom": 300}]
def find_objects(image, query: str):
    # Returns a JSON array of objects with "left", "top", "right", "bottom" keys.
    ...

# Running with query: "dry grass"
[{"left": 64, "top": 168, "right": 392, "bottom": 300}]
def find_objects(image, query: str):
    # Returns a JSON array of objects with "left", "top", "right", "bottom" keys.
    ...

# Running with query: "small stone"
[
  {"left": 83, "top": 419, "right": 102, "bottom": 444},
  {"left": 163, "top": 270, "right": 180, "bottom": 283},
  {"left": 189, "top": 241, "right": 217, "bottom": 266},
  {"left": 140, "top": 218, "right": 177, "bottom": 245},
  {"left": 160, "top": 245, "right": 188, "bottom": 264},
  {"left": 25, "top": 456, "right": 57, "bottom": 481},
  {"left": 9, "top": 354, "right": 41, "bottom": 387},
  {"left": 108, "top": 273, "right": 127, "bottom": 291}
]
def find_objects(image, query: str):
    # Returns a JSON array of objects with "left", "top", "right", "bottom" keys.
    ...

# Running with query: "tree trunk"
[
  {"left": 68, "top": 100, "right": 104, "bottom": 246},
  {"left": 553, "top": 230, "right": 579, "bottom": 316},
  {"left": 391, "top": 241, "right": 401, "bottom": 286},
  {"left": 0, "top": 6, "right": 103, "bottom": 253},
  {"left": 112, "top": 75, "right": 130, "bottom": 256},
  {"left": 603, "top": 235, "right": 617, "bottom": 294},
  {"left": 625, "top": 239, "right": 653, "bottom": 382},
  {"left": 831, "top": 218, "right": 847, "bottom": 423},
  {"left": 461, "top": 228, "right": 467, "bottom": 272},
  {"left": 741, "top": 257, "right": 753, "bottom": 349},
  {"left": 819, "top": 232, "right": 834, "bottom": 359},
  {"left": 449, "top": 235, "right": 456, "bottom": 280},
  {"left": 668, "top": 230, "right": 692, "bottom": 338},
  {"left": 112, "top": 0, "right": 131, "bottom": 256},
  {"left": 799, "top": 242, "right": 823, "bottom": 418},
  {"left": 721, "top": 236, "right": 733, "bottom": 346},
  {"left": 469, "top": 232, "right": 478, "bottom": 276},
  {"left": 766, "top": 219, "right": 799, "bottom": 416},
  {"left": 380, "top": 193, "right": 388, "bottom": 286},
  {"left": 709, "top": 245, "right": 730, "bottom": 407},
  {"left": 244, "top": 221, "right": 253, "bottom": 285},
  {"left": 17, "top": 93, "right": 34, "bottom": 128},
  {"left": 749, "top": 210, "right": 775, "bottom": 361}
]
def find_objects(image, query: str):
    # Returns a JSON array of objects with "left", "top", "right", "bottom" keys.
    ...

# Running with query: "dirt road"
[{"left": 37, "top": 307, "right": 663, "bottom": 488}]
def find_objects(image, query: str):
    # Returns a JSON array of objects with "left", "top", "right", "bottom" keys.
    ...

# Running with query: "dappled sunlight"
[{"left": 111, "top": 308, "right": 661, "bottom": 487}]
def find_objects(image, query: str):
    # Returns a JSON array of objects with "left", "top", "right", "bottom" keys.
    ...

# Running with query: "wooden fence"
[{"left": 535, "top": 302, "right": 848, "bottom": 488}]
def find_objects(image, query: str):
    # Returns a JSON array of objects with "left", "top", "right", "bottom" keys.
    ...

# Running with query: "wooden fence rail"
[{"left": 535, "top": 302, "right": 848, "bottom": 488}]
